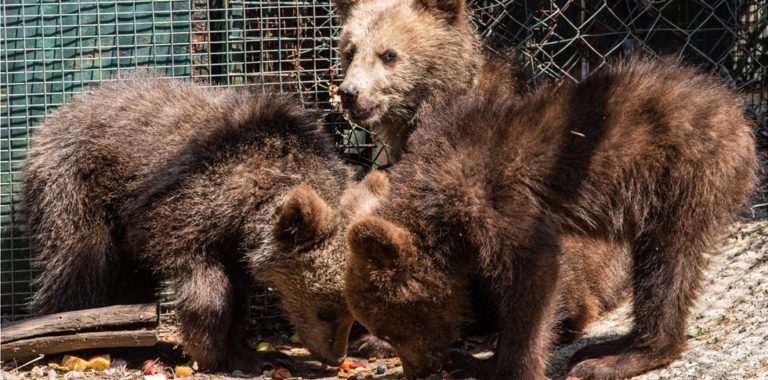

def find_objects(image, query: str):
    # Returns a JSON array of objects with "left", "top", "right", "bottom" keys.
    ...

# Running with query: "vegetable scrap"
[
  {"left": 86, "top": 355, "right": 110, "bottom": 371},
  {"left": 61, "top": 355, "right": 88, "bottom": 372},
  {"left": 142, "top": 359, "right": 165, "bottom": 376},
  {"left": 53, "top": 354, "right": 113, "bottom": 372},
  {"left": 257, "top": 342, "right": 276, "bottom": 352},
  {"left": 272, "top": 367, "right": 292, "bottom": 379},
  {"left": 174, "top": 366, "right": 194, "bottom": 378}
]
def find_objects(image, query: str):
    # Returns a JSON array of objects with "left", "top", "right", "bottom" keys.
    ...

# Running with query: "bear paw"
[
  {"left": 351, "top": 334, "right": 398, "bottom": 358},
  {"left": 568, "top": 336, "right": 680, "bottom": 380}
]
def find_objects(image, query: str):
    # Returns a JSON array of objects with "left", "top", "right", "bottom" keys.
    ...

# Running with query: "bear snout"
[{"left": 338, "top": 84, "right": 358, "bottom": 109}]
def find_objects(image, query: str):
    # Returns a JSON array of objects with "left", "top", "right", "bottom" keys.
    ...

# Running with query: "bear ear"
[
  {"left": 361, "top": 170, "right": 390, "bottom": 196},
  {"left": 274, "top": 184, "right": 338, "bottom": 250},
  {"left": 340, "top": 170, "right": 390, "bottom": 219},
  {"left": 415, "top": 0, "right": 466, "bottom": 24},
  {"left": 332, "top": 0, "right": 359, "bottom": 21},
  {"left": 347, "top": 216, "right": 416, "bottom": 269}
]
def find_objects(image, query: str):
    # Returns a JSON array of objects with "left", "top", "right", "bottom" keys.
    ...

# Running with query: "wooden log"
[
  {"left": 0, "top": 330, "right": 160, "bottom": 360},
  {"left": 1, "top": 304, "right": 158, "bottom": 344}
]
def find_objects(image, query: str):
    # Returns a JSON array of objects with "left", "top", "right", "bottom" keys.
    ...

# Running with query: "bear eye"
[
  {"left": 317, "top": 309, "right": 338, "bottom": 322},
  {"left": 380, "top": 50, "right": 398, "bottom": 64},
  {"left": 345, "top": 48, "right": 356, "bottom": 61}
]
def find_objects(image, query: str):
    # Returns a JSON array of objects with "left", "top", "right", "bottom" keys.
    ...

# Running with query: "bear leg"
[
  {"left": 568, "top": 231, "right": 707, "bottom": 379},
  {"left": 174, "top": 264, "right": 234, "bottom": 369},
  {"left": 490, "top": 244, "right": 560, "bottom": 380},
  {"left": 223, "top": 277, "right": 292, "bottom": 373}
]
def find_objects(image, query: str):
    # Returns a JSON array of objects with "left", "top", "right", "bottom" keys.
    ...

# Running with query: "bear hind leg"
[{"left": 568, "top": 231, "right": 708, "bottom": 379}]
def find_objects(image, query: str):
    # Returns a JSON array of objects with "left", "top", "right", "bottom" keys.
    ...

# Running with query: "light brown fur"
[
  {"left": 344, "top": 57, "right": 758, "bottom": 379},
  {"left": 334, "top": 0, "right": 517, "bottom": 160}
]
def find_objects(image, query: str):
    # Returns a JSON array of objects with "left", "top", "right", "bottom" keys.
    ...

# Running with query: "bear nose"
[
  {"left": 338, "top": 85, "right": 358, "bottom": 109},
  {"left": 321, "top": 356, "right": 345, "bottom": 366}
]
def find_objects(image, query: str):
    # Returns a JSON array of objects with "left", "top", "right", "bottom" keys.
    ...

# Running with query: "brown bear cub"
[
  {"left": 334, "top": 0, "right": 518, "bottom": 160},
  {"left": 23, "top": 78, "right": 385, "bottom": 371},
  {"left": 345, "top": 57, "right": 758, "bottom": 380}
]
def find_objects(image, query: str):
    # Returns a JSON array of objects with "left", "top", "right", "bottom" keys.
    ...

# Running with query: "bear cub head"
[
  {"left": 344, "top": 215, "right": 472, "bottom": 378},
  {"left": 334, "top": 0, "right": 481, "bottom": 149},
  {"left": 263, "top": 171, "right": 391, "bottom": 365}
]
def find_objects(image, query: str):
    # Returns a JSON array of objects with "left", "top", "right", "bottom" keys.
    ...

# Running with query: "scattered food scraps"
[
  {"left": 257, "top": 341, "right": 276, "bottom": 352},
  {"left": 337, "top": 368, "right": 357, "bottom": 378},
  {"left": 272, "top": 367, "right": 292, "bottom": 379},
  {"left": 61, "top": 355, "right": 88, "bottom": 372},
  {"left": 174, "top": 366, "right": 194, "bottom": 378},
  {"left": 87, "top": 354, "right": 111, "bottom": 371},
  {"left": 142, "top": 359, "right": 165, "bottom": 375}
]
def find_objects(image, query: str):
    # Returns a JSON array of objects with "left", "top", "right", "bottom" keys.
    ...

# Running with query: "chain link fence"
[
  {"left": 473, "top": 0, "right": 766, "bottom": 123},
  {"left": 2, "top": 1, "right": 766, "bottom": 334}
]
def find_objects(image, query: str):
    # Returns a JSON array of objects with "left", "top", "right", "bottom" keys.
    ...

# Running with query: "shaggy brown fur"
[
  {"left": 344, "top": 58, "right": 758, "bottom": 380},
  {"left": 448, "top": 234, "right": 631, "bottom": 375},
  {"left": 334, "top": 0, "right": 517, "bottom": 160},
  {"left": 23, "top": 78, "right": 385, "bottom": 371}
]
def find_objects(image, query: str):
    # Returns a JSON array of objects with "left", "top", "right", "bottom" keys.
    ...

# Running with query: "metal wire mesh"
[
  {"left": 2, "top": 0, "right": 196, "bottom": 319},
  {"left": 472, "top": 0, "right": 767, "bottom": 122},
  {"left": 2, "top": 1, "right": 766, "bottom": 331}
]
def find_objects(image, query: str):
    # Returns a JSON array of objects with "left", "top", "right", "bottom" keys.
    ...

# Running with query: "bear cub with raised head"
[
  {"left": 23, "top": 78, "right": 385, "bottom": 371},
  {"left": 345, "top": 58, "right": 758, "bottom": 380},
  {"left": 333, "top": 0, "right": 518, "bottom": 160}
]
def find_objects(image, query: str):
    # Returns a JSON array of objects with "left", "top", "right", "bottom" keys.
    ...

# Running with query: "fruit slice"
[
  {"left": 87, "top": 354, "right": 111, "bottom": 371},
  {"left": 61, "top": 355, "right": 88, "bottom": 372}
]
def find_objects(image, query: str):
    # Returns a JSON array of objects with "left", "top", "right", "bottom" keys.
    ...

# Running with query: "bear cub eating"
[
  {"left": 345, "top": 58, "right": 758, "bottom": 380},
  {"left": 23, "top": 78, "right": 386, "bottom": 371}
]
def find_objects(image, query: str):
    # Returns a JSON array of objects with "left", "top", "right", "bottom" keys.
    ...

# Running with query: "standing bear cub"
[
  {"left": 334, "top": 0, "right": 518, "bottom": 160},
  {"left": 345, "top": 58, "right": 758, "bottom": 380},
  {"left": 23, "top": 77, "right": 378, "bottom": 371}
]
